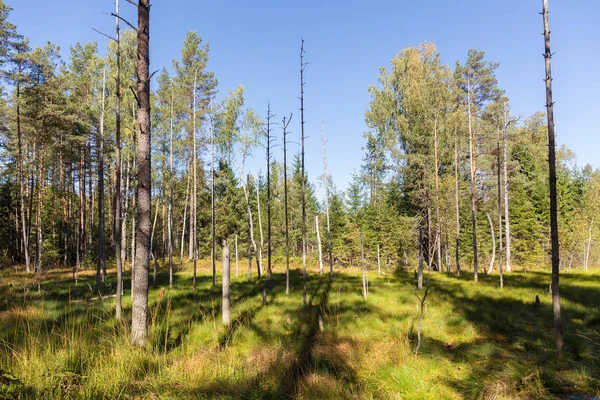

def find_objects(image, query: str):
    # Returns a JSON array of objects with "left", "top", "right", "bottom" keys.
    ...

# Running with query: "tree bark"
[
  {"left": 97, "top": 68, "right": 107, "bottom": 291},
  {"left": 454, "top": 125, "right": 461, "bottom": 275},
  {"left": 115, "top": 0, "right": 124, "bottom": 318},
  {"left": 131, "top": 0, "right": 151, "bottom": 348},
  {"left": 256, "top": 183, "right": 264, "bottom": 276},
  {"left": 222, "top": 239, "right": 231, "bottom": 325},
  {"left": 283, "top": 115, "right": 291, "bottom": 293},
  {"left": 486, "top": 213, "right": 495, "bottom": 275},
  {"left": 542, "top": 0, "right": 565, "bottom": 356},
  {"left": 316, "top": 215, "right": 323, "bottom": 274},
  {"left": 300, "top": 39, "right": 308, "bottom": 307},
  {"left": 192, "top": 70, "right": 198, "bottom": 291},
  {"left": 211, "top": 103, "right": 216, "bottom": 286},
  {"left": 503, "top": 107, "right": 511, "bottom": 273},
  {"left": 321, "top": 122, "right": 333, "bottom": 276},
  {"left": 584, "top": 217, "right": 594, "bottom": 271},
  {"left": 361, "top": 232, "right": 367, "bottom": 301},
  {"left": 433, "top": 115, "right": 442, "bottom": 273},
  {"left": 168, "top": 87, "right": 174, "bottom": 288},
  {"left": 418, "top": 227, "right": 423, "bottom": 289},
  {"left": 468, "top": 84, "right": 479, "bottom": 281}
]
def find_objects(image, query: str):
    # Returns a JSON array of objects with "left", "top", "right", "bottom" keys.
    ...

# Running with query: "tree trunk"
[
  {"left": 211, "top": 104, "right": 216, "bottom": 286},
  {"left": 16, "top": 81, "right": 30, "bottom": 273},
  {"left": 78, "top": 144, "right": 86, "bottom": 274},
  {"left": 283, "top": 115, "right": 291, "bottom": 293},
  {"left": 256, "top": 183, "right": 264, "bottom": 276},
  {"left": 97, "top": 68, "right": 107, "bottom": 291},
  {"left": 222, "top": 239, "right": 231, "bottom": 325},
  {"left": 131, "top": 0, "right": 151, "bottom": 348},
  {"left": 497, "top": 125, "right": 504, "bottom": 288},
  {"left": 151, "top": 192, "right": 160, "bottom": 288},
  {"left": 316, "top": 215, "right": 323, "bottom": 274},
  {"left": 180, "top": 170, "right": 190, "bottom": 266},
  {"left": 300, "top": 39, "right": 308, "bottom": 308},
  {"left": 235, "top": 234, "right": 238, "bottom": 279},
  {"left": 503, "top": 108, "right": 511, "bottom": 273},
  {"left": 192, "top": 70, "right": 198, "bottom": 290},
  {"left": 486, "top": 213, "right": 495, "bottom": 275},
  {"left": 114, "top": 0, "right": 124, "bottom": 318},
  {"left": 377, "top": 243, "right": 381, "bottom": 275},
  {"left": 35, "top": 139, "right": 44, "bottom": 273},
  {"left": 321, "top": 122, "right": 333, "bottom": 276},
  {"left": 266, "top": 104, "right": 273, "bottom": 287},
  {"left": 418, "top": 227, "right": 423, "bottom": 289},
  {"left": 244, "top": 174, "right": 260, "bottom": 278},
  {"left": 542, "top": 0, "right": 564, "bottom": 356},
  {"left": 433, "top": 115, "right": 442, "bottom": 273},
  {"left": 454, "top": 125, "right": 461, "bottom": 275},
  {"left": 168, "top": 87, "right": 174, "bottom": 288},
  {"left": 584, "top": 217, "right": 594, "bottom": 271},
  {"left": 361, "top": 232, "right": 367, "bottom": 301},
  {"left": 468, "top": 85, "right": 479, "bottom": 281}
]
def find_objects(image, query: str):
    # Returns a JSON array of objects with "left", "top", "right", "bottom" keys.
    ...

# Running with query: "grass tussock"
[{"left": 0, "top": 259, "right": 599, "bottom": 399}]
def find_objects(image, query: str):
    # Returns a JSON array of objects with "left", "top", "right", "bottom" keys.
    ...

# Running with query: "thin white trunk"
[
  {"left": 377, "top": 243, "right": 381, "bottom": 275},
  {"left": 316, "top": 215, "right": 323, "bottom": 274},
  {"left": 235, "top": 233, "right": 239, "bottom": 278},
  {"left": 222, "top": 239, "right": 231, "bottom": 325},
  {"left": 503, "top": 108, "right": 511, "bottom": 273},
  {"left": 486, "top": 213, "right": 495, "bottom": 275},
  {"left": 256, "top": 183, "right": 264, "bottom": 275},
  {"left": 180, "top": 172, "right": 190, "bottom": 265}
]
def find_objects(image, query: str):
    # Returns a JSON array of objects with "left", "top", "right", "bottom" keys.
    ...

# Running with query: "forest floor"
[{"left": 0, "top": 260, "right": 599, "bottom": 399}]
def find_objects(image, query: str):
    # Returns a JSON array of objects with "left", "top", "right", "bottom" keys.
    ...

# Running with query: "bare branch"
[
  {"left": 92, "top": 28, "right": 116, "bottom": 42},
  {"left": 110, "top": 12, "right": 137, "bottom": 30}
]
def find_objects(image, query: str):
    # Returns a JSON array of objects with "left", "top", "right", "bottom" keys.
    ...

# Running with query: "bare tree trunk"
[
  {"left": 283, "top": 115, "right": 292, "bottom": 293},
  {"left": 361, "top": 232, "right": 367, "bottom": 301},
  {"left": 131, "top": 0, "right": 151, "bottom": 347},
  {"left": 433, "top": 115, "right": 442, "bottom": 273},
  {"left": 114, "top": 0, "right": 124, "bottom": 318},
  {"left": 168, "top": 87, "right": 174, "bottom": 288},
  {"left": 256, "top": 183, "right": 264, "bottom": 276},
  {"left": 300, "top": 39, "right": 308, "bottom": 308},
  {"left": 211, "top": 103, "right": 216, "bottom": 286},
  {"left": 97, "top": 68, "right": 107, "bottom": 291},
  {"left": 244, "top": 174, "right": 260, "bottom": 278},
  {"left": 180, "top": 170, "right": 190, "bottom": 266},
  {"left": 584, "top": 217, "right": 594, "bottom": 271},
  {"left": 486, "top": 213, "right": 495, "bottom": 275},
  {"left": 316, "top": 215, "right": 323, "bottom": 274},
  {"left": 78, "top": 145, "right": 86, "bottom": 274},
  {"left": 321, "top": 122, "right": 333, "bottom": 276},
  {"left": 266, "top": 104, "right": 273, "bottom": 287},
  {"left": 542, "top": 0, "right": 564, "bottom": 356},
  {"left": 16, "top": 80, "right": 30, "bottom": 273},
  {"left": 235, "top": 234, "right": 238, "bottom": 279},
  {"left": 468, "top": 85, "right": 479, "bottom": 281},
  {"left": 192, "top": 70, "right": 198, "bottom": 291},
  {"left": 222, "top": 238, "right": 231, "bottom": 325},
  {"left": 35, "top": 139, "right": 44, "bottom": 273},
  {"left": 121, "top": 158, "right": 129, "bottom": 265},
  {"left": 151, "top": 192, "right": 160, "bottom": 288},
  {"left": 454, "top": 125, "right": 461, "bottom": 275},
  {"left": 377, "top": 243, "right": 381, "bottom": 275},
  {"left": 497, "top": 125, "right": 504, "bottom": 288},
  {"left": 418, "top": 227, "right": 423, "bottom": 289},
  {"left": 503, "top": 107, "right": 511, "bottom": 273}
]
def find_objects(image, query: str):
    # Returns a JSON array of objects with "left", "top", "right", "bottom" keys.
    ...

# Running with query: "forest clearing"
[
  {"left": 1, "top": 262, "right": 599, "bottom": 399},
  {"left": 1, "top": 0, "right": 599, "bottom": 398}
]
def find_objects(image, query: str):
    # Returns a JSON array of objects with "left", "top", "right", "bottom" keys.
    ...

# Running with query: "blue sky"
[{"left": 10, "top": 0, "right": 600, "bottom": 195}]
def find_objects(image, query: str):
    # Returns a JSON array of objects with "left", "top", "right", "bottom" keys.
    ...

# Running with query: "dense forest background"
[{"left": 0, "top": 0, "right": 598, "bottom": 278}]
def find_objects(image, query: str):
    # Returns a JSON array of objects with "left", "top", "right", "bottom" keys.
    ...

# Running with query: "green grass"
[{"left": 0, "top": 260, "right": 599, "bottom": 399}]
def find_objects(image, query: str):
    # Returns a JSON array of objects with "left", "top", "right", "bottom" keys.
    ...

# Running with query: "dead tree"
[
  {"left": 114, "top": 0, "right": 124, "bottom": 318},
  {"left": 266, "top": 103, "right": 275, "bottom": 287},
  {"left": 192, "top": 70, "right": 198, "bottom": 291},
  {"left": 454, "top": 125, "right": 461, "bottom": 275},
  {"left": 282, "top": 114, "right": 292, "bottom": 294},
  {"left": 542, "top": 0, "right": 564, "bottom": 356},
  {"left": 321, "top": 122, "right": 333, "bottom": 276},
  {"left": 300, "top": 39, "right": 308, "bottom": 307},
  {"left": 211, "top": 100, "right": 216, "bottom": 286}
]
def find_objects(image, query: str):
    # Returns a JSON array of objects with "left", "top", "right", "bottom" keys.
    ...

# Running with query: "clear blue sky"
[{"left": 10, "top": 0, "right": 600, "bottom": 195}]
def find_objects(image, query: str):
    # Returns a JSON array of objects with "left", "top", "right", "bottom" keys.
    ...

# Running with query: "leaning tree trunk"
[
  {"left": 131, "top": 0, "right": 151, "bottom": 348},
  {"left": 542, "top": 0, "right": 564, "bottom": 356}
]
